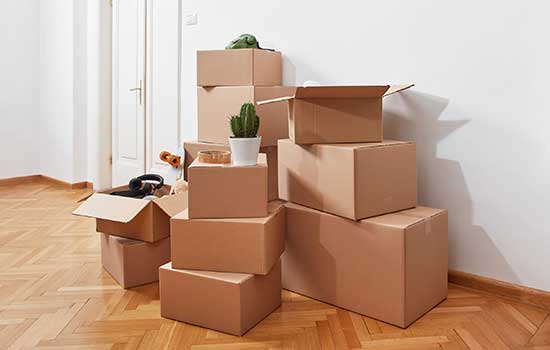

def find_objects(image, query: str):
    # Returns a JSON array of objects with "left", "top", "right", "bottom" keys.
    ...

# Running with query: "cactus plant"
[{"left": 229, "top": 103, "right": 260, "bottom": 138}]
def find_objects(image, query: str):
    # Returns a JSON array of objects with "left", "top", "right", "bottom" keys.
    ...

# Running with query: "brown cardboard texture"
[
  {"left": 183, "top": 141, "right": 279, "bottom": 201},
  {"left": 160, "top": 260, "right": 281, "bottom": 336},
  {"left": 282, "top": 203, "right": 448, "bottom": 328},
  {"left": 101, "top": 234, "right": 170, "bottom": 289},
  {"left": 188, "top": 154, "right": 268, "bottom": 219},
  {"left": 197, "top": 49, "right": 282, "bottom": 87},
  {"left": 198, "top": 86, "right": 294, "bottom": 147},
  {"left": 72, "top": 186, "right": 188, "bottom": 242},
  {"left": 171, "top": 201, "right": 285, "bottom": 274},
  {"left": 278, "top": 139, "right": 417, "bottom": 220},
  {"left": 257, "top": 84, "right": 413, "bottom": 144}
]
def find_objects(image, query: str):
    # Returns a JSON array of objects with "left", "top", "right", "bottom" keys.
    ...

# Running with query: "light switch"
[{"left": 184, "top": 12, "right": 198, "bottom": 26}]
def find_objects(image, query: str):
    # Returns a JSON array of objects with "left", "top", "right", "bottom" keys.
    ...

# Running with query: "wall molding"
[
  {"left": 0, "top": 175, "right": 92, "bottom": 190},
  {"left": 449, "top": 270, "right": 550, "bottom": 310}
]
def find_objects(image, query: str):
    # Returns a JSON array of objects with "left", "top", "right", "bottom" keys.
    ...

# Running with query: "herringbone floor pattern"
[{"left": 0, "top": 180, "right": 549, "bottom": 349}]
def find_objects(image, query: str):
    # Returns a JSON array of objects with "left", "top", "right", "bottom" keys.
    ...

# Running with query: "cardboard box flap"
[
  {"left": 72, "top": 193, "right": 149, "bottom": 223},
  {"left": 383, "top": 84, "right": 415, "bottom": 97},
  {"left": 153, "top": 191, "right": 189, "bottom": 217},
  {"left": 257, "top": 85, "right": 397, "bottom": 105},
  {"left": 178, "top": 268, "right": 253, "bottom": 284}
]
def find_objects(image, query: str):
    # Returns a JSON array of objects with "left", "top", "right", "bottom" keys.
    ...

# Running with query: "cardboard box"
[
  {"left": 197, "top": 49, "right": 282, "bottom": 87},
  {"left": 73, "top": 187, "right": 187, "bottom": 242},
  {"left": 278, "top": 139, "right": 417, "bottom": 220},
  {"left": 171, "top": 201, "right": 285, "bottom": 274},
  {"left": 101, "top": 233, "right": 170, "bottom": 289},
  {"left": 160, "top": 260, "right": 282, "bottom": 336},
  {"left": 282, "top": 203, "right": 448, "bottom": 328},
  {"left": 183, "top": 141, "right": 279, "bottom": 201},
  {"left": 188, "top": 154, "right": 268, "bottom": 219},
  {"left": 198, "top": 86, "right": 294, "bottom": 147},
  {"left": 257, "top": 84, "right": 414, "bottom": 144}
]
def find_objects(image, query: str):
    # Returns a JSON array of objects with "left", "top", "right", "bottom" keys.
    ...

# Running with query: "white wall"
[
  {"left": 180, "top": 1, "right": 550, "bottom": 291},
  {"left": 39, "top": 1, "right": 76, "bottom": 183},
  {"left": 0, "top": 1, "right": 40, "bottom": 178}
]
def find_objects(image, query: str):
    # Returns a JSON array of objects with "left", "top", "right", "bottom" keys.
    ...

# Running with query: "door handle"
[{"left": 129, "top": 80, "right": 143, "bottom": 105}]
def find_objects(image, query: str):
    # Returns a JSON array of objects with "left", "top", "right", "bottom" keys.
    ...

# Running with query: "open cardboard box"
[
  {"left": 183, "top": 141, "right": 279, "bottom": 201},
  {"left": 198, "top": 86, "right": 294, "bottom": 147},
  {"left": 257, "top": 84, "right": 414, "bottom": 144},
  {"left": 278, "top": 139, "right": 417, "bottom": 220},
  {"left": 160, "top": 260, "right": 282, "bottom": 336},
  {"left": 73, "top": 186, "right": 187, "bottom": 242},
  {"left": 171, "top": 201, "right": 285, "bottom": 275},
  {"left": 188, "top": 154, "right": 268, "bottom": 219},
  {"left": 282, "top": 203, "right": 448, "bottom": 328},
  {"left": 197, "top": 49, "right": 282, "bottom": 87},
  {"left": 101, "top": 233, "right": 170, "bottom": 289}
]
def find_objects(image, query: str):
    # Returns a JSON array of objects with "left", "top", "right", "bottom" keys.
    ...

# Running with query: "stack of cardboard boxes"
[
  {"left": 257, "top": 86, "right": 449, "bottom": 328},
  {"left": 184, "top": 48, "right": 293, "bottom": 201},
  {"left": 160, "top": 49, "right": 288, "bottom": 336},
  {"left": 72, "top": 186, "right": 187, "bottom": 288}
]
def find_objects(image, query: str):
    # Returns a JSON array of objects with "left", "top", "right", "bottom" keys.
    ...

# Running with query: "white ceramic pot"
[{"left": 229, "top": 136, "right": 262, "bottom": 166}]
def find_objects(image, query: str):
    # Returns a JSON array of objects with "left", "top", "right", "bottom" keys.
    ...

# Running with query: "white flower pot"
[{"left": 229, "top": 136, "right": 262, "bottom": 166}]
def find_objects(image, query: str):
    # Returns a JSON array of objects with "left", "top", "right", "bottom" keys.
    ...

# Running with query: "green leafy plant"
[{"left": 230, "top": 103, "right": 260, "bottom": 138}]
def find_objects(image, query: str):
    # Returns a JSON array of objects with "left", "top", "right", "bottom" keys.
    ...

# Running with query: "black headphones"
[{"left": 111, "top": 174, "right": 164, "bottom": 199}]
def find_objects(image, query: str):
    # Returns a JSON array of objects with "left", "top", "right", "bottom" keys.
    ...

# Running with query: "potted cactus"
[{"left": 229, "top": 103, "right": 261, "bottom": 166}]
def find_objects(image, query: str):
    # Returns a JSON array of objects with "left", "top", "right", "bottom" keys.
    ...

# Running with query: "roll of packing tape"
[{"left": 197, "top": 150, "right": 231, "bottom": 164}]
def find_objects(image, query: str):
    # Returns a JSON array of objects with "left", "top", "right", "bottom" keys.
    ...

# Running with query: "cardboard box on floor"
[
  {"left": 282, "top": 203, "right": 448, "bottom": 328},
  {"left": 183, "top": 141, "right": 279, "bottom": 201},
  {"left": 278, "top": 139, "right": 417, "bottom": 220},
  {"left": 197, "top": 49, "right": 282, "bottom": 87},
  {"left": 160, "top": 260, "right": 282, "bottom": 336},
  {"left": 171, "top": 201, "right": 285, "bottom": 274},
  {"left": 188, "top": 154, "right": 268, "bottom": 219},
  {"left": 257, "top": 84, "right": 414, "bottom": 144},
  {"left": 198, "top": 86, "right": 294, "bottom": 147},
  {"left": 101, "top": 233, "right": 170, "bottom": 289},
  {"left": 73, "top": 186, "right": 187, "bottom": 242}
]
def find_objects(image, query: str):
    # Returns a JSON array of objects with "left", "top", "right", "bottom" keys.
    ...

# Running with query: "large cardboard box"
[
  {"left": 198, "top": 86, "right": 294, "bottom": 147},
  {"left": 197, "top": 49, "right": 282, "bottom": 87},
  {"left": 278, "top": 139, "right": 417, "bottom": 220},
  {"left": 258, "top": 84, "right": 413, "bottom": 144},
  {"left": 188, "top": 154, "right": 268, "bottom": 219},
  {"left": 160, "top": 260, "right": 282, "bottom": 336},
  {"left": 171, "top": 201, "right": 285, "bottom": 274},
  {"left": 183, "top": 141, "right": 279, "bottom": 200},
  {"left": 101, "top": 233, "right": 170, "bottom": 289},
  {"left": 282, "top": 203, "right": 448, "bottom": 328},
  {"left": 73, "top": 187, "right": 187, "bottom": 242}
]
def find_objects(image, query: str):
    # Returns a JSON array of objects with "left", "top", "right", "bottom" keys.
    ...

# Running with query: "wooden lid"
[{"left": 197, "top": 150, "right": 231, "bottom": 164}]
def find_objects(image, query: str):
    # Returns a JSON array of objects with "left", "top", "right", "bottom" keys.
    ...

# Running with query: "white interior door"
[
  {"left": 112, "top": 0, "right": 146, "bottom": 187},
  {"left": 145, "top": 0, "right": 182, "bottom": 185}
]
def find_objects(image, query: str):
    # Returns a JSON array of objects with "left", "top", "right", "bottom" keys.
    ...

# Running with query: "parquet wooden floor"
[{"left": 0, "top": 180, "right": 549, "bottom": 349}]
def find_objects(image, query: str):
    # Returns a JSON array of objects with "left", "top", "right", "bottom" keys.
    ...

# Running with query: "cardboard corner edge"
[{"left": 384, "top": 83, "right": 415, "bottom": 97}]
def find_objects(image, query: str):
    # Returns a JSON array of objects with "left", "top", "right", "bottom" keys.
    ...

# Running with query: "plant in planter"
[{"left": 229, "top": 103, "right": 261, "bottom": 166}]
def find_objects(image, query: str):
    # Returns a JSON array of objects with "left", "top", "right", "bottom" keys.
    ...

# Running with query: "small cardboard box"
[
  {"left": 282, "top": 203, "right": 448, "bottom": 328},
  {"left": 278, "top": 139, "right": 417, "bottom": 220},
  {"left": 197, "top": 49, "right": 282, "bottom": 87},
  {"left": 183, "top": 141, "right": 279, "bottom": 201},
  {"left": 171, "top": 201, "right": 285, "bottom": 274},
  {"left": 188, "top": 154, "right": 268, "bottom": 219},
  {"left": 101, "top": 233, "right": 170, "bottom": 289},
  {"left": 73, "top": 187, "right": 187, "bottom": 242},
  {"left": 198, "top": 86, "right": 294, "bottom": 147},
  {"left": 257, "top": 84, "right": 413, "bottom": 144},
  {"left": 160, "top": 260, "right": 282, "bottom": 336}
]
